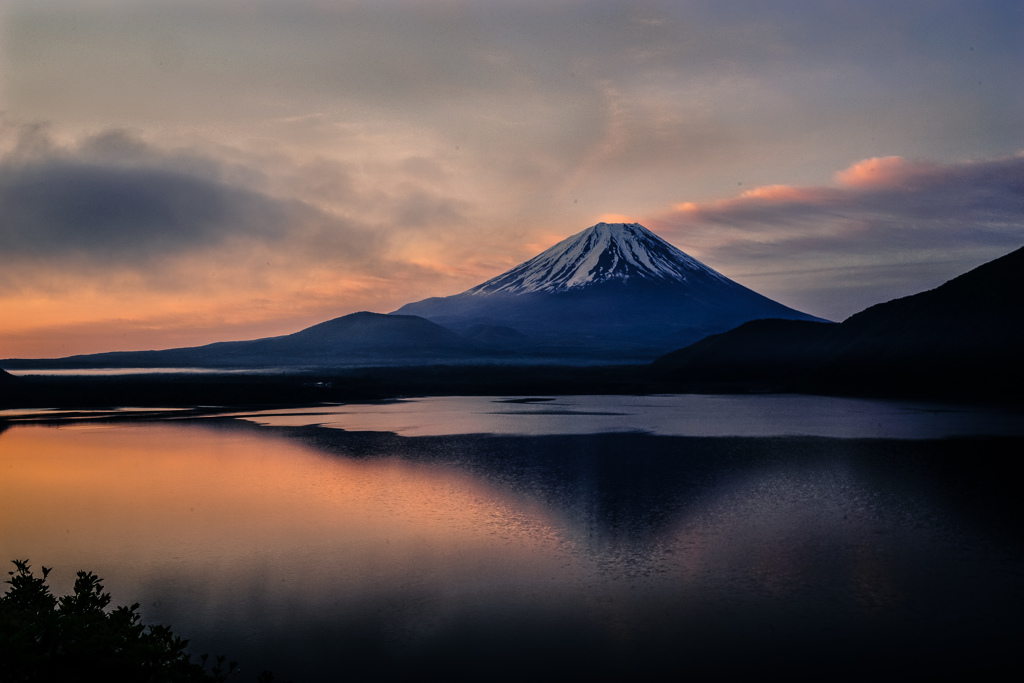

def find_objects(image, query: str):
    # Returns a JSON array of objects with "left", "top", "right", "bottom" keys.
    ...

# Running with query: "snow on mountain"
[
  {"left": 393, "top": 221, "right": 825, "bottom": 360},
  {"left": 467, "top": 222, "right": 727, "bottom": 294}
]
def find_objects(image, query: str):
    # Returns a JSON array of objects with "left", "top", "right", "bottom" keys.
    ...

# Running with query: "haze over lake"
[{"left": 3, "top": 396, "right": 1022, "bottom": 679}]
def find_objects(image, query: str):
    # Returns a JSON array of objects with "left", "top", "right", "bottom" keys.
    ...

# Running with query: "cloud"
[
  {"left": 832, "top": 156, "right": 939, "bottom": 189},
  {"left": 650, "top": 153, "right": 1024, "bottom": 319},
  {"left": 0, "top": 161, "right": 286, "bottom": 257},
  {"left": 662, "top": 154, "right": 1024, "bottom": 246},
  {"left": 0, "top": 124, "right": 383, "bottom": 268}
]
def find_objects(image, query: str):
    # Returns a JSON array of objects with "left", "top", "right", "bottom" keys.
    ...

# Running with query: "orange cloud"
[
  {"left": 667, "top": 156, "right": 952, "bottom": 225},
  {"left": 738, "top": 185, "right": 818, "bottom": 201},
  {"left": 833, "top": 156, "right": 937, "bottom": 188},
  {"left": 648, "top": 153, "right": 1024, "bottom": 322},
  {"left": 670, "top": 184, "right": 836, "bottom": 219},
  {"left": 662, "top": 154, "right": 962, "bottom": 227}
]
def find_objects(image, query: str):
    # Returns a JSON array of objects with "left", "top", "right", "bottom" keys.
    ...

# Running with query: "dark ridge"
[
  {"left": 0, "top": 311, "right": 499, "bottom": 371},
  {"left": 652, "top": 319, "right": 838, "bottom": 382},
  {"left": 653, "top": 245, "right": 1024, "bottom": 400}
]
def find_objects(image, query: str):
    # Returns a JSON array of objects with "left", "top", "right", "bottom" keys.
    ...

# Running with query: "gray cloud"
[
  {"left": 651, "top": 154, "right": 1024, "bottom": 319},
  {"left": 688, "top": 156, "right": 1023, "bottom": 249},
  {"left": 0, "top": 126, "right": 386, "bottom": 272},
  {"left": 0, "top": 161, "right": 283, "bottom": 256}
]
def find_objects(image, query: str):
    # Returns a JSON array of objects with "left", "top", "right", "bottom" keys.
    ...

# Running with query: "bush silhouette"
[{"left": 0, "top": 559, "right": 242, "bottom": 682}]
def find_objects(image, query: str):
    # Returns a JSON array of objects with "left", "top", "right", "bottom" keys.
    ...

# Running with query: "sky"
[{"left": 1, "top": 0, "right": 1022, "bottom": 358}]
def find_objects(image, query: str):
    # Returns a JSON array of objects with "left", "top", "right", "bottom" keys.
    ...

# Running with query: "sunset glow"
[
  {"left": 0, "top": 423, "right": 569, "bottom": 598},
  {"left": 1, "top": 0, "right": 1021, "bottom": 357}
]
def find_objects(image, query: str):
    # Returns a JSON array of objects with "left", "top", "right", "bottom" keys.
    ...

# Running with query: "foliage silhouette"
[{"left": 0, "top": 559, "right": 242, "bottom": 682}]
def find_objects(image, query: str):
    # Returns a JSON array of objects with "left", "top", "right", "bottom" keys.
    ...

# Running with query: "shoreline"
[{"left": 3, "top": 363, "right": 1022, "bottom": 411}]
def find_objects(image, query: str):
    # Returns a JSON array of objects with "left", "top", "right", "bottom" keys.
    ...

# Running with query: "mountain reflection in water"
[{"left": 2, "top": 399, "right": 1022, "bottom": 680}]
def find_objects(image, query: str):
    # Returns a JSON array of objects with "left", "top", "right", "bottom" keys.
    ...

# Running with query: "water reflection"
[
  {"left": 0, "top": 422, "right": 569, "bottom": 591},
  {"left": 224, "top": 394, "right": 1024, "bottom": 438},
  {"left": 2, "top": 417, "right": 1022, "bottom": 679}
]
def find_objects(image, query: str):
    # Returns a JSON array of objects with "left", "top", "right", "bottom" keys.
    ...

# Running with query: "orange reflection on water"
[{"left": 0, "top": 423, "right": 569, "bottom": 603}]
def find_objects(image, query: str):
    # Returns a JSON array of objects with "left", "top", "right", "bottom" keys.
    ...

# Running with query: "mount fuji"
[
  {"left": 2, "top": 223, "right": 824, "bottom": 372},
  {"left": 393, "top": 222, "right": 825, "bottom": 359}
]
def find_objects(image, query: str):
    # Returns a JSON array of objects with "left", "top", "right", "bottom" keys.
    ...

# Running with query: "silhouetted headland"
[{"left": 654, "top": 244, "right": 1024, "bottom": 400}]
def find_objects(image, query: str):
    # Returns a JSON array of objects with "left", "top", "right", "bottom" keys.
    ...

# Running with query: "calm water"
[
  {"left": 2, "top": 396, "right": 1023, "bottom": 680},
  {"left": 222, "top": 394, "right": 1024, "bottom": 438}
]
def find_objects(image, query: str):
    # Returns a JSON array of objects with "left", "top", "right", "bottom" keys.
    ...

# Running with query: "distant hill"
[
  {"left": 653, "top": 246, "right": 1024, "bottom": 398},
  {"left": 1, "top": 312, "right": 492, "bottom": 370},
  {"left": 394, "top": 222, "right": 824, "bottom": 360}
]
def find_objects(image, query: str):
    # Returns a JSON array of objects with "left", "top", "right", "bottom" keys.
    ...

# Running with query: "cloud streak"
[{"left": 650, "top": 154, "right": 1024, "bottom": 319}]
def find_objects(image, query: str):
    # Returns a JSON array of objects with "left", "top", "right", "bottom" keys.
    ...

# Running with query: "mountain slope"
[
  {"left": 2, "top": 312, "right": 489, "bottom": 370},
  {"left": 466, "top": 222, "right": 730, "bottom": 293},
  {"left": 828, "top": 245, "right": 1024, "bottom": 363},
  {"left": 653, "top": 245, "right": 1024, "bottom": 397},
  {"left": 394, "top": 222, "right": 824, "bottom": 359}
]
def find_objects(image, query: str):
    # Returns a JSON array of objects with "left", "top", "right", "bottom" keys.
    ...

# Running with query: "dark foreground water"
[{"left": 2, "top": 396, "right": 1023, "bottom": 680}]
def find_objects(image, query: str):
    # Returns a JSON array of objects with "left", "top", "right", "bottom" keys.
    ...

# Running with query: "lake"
[{"left": 2, "top": 395, "right": 1023, "bottom": 680}]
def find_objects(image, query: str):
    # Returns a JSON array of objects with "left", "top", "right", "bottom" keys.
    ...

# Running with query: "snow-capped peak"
[{"left": 467, "top": 222, "right": 726, "bottom": 295}]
